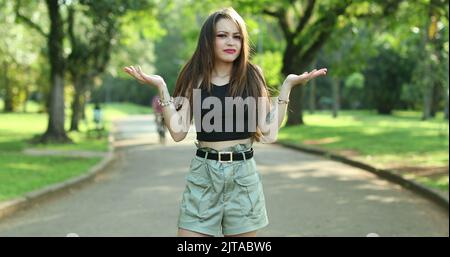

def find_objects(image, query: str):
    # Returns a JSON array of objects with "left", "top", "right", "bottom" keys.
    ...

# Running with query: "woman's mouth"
[{"left": 224, "top": 49, "right": 236, "bottom": 54}]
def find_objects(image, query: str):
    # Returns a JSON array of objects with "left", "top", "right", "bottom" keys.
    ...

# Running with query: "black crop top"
[{"left": 194, "top": 83, "right": 257, "bottom": 142}]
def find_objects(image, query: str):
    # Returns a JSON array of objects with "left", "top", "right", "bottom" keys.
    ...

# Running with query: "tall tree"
[
  {"left": 237, "top": 0, "right": 404, "bottom": 125},
  {"left": 67, "top": 0, "right": 156, "bottom": 131},
  {"left": 15, "top": 0, "right": 155, "bottom": 136},
  {"left": 15, "top": 0, "right": 68, "bottom": 142},
  {"left": 67, "top": 2, "right": 116, "bottom": 131}
]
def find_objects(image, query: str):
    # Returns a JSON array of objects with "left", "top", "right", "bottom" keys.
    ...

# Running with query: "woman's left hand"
[{"left": 284, "top": 68, "right": 328, "bottom": 88}]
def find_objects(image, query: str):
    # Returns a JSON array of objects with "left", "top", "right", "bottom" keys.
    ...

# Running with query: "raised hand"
[
  {"left": 123, "top": 65, "right": 166, "bottom": 89},
  {"left": 284, "top": 68, "right": 328, "bottom": 88}
]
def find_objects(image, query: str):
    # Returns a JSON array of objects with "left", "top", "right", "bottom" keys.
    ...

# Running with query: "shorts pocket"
[
  {"left": 234, "top": 172, "right": 262, "bottom": 216},
  {"left": 185, "top": 173, "right": 211, "bottom": 219}
]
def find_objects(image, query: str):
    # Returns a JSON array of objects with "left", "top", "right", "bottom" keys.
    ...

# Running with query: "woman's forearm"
[
  {"left": 258, "top": 82, "right": 293, "bottom": 142},
  {"left": 157, "top": 84, "right": 190, "bottom": 141},
  {"left": 276, "top": 82, "right": 293, "bottom": 129}
]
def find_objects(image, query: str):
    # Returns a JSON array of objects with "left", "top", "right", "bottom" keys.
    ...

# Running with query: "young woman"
[{"left": 123, "top": 7, "right": 327, "bottom": 237}]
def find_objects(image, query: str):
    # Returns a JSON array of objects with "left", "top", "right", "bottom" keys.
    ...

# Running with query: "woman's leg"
[
  {"left": 177, "top": 228, "right": 213, "bottom": 237},
  {"left": 224, "top": 230, "right": 257, "bottom": 237}
]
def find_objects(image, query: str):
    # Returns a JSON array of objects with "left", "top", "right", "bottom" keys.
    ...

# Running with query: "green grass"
[
  {"left": 0, "top": 153, "right": 101, "bottom": 201},
  {"left": 278, "top": 110, "right": 449, "bottom": 191},
  {"left": 0, "top": 101, "right": 151, "bottom": 202}
]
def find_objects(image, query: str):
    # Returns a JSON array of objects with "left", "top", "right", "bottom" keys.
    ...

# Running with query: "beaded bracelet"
[
  {"left": 158, "top": 97, "right": 174, "bottom": 107},
  {"left": 278, "top": 97, "right": 290, "bottom": 104}
]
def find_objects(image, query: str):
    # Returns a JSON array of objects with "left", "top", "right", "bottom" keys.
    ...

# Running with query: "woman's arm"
[
  {"left": 258, "top": 68, "right": 328, "bottom": 143},
  {"left": 157, "top": 83, "right": 191, "bottom": 142},
  {"left": 123, "top": 66, "right": 191, "bottom": 142}
]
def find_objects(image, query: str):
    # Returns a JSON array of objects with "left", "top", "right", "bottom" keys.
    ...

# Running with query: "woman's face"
[{"left": 214, "top": 18, "right": 242, "bottom": 64}]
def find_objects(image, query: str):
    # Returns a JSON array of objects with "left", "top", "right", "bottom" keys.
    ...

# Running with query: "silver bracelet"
[
  {"left": 158, "top": 97, "right": 173, "bottom": 107},
  {"left": 278, "top": 97, "right": 289, "bottom": 104}
]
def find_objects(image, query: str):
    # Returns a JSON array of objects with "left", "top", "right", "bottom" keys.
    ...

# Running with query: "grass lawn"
[
  {"left": 0, "top": 101, "right": 151, "bottom": 201},
  {"left": 278, "top": 110, "right": 449, "bottom": 192}
]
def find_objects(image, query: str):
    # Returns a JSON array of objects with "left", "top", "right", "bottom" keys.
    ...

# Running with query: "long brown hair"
[{"left": 173, "top": 7, "right": 270, "bottom": 142}]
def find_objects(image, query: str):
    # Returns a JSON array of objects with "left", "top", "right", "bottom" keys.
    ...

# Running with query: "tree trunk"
[
  {"left": 309, "top": 79, "right": 316, "bottom": 114},
  {"left": 445, "top": 59, "right": 449, "bottom": 120},
  {"left": 284, "top": 44, "right": 309, "bottom": 126},
  {"left": 445, "top": 84, "right": 449, "bottom": 120},
  {"left": 41, "top": 0, "right": 70, "bottom": 143},
  {"left": 69, "top": 75, "right": 90, "bottom": 131},
  {"left": 70, "top": 79, "right": 83, "bottom": 131},
  {"left": 430, "top": 82, "right": 440, "bottom": 118},
  {"left": 22, "top": 86, "right": 29, "bottom": 113},
  {"left": 332, "top": 77, "right": 340, "bottom": 118},
  {"left": 420, "top": 2, "right": 433, "bottom": 121},
  {"left": 2, "top": 61, "right": 14, "bottom": 112},
  {"left": 22, "top": 68, "right": 30, "bottom": 113},
  {"left": 81, "top": 91, "right": 87, "bottom": 121},
  {"left": 422, "top": 86, "right": 433, "bottom": 120}
]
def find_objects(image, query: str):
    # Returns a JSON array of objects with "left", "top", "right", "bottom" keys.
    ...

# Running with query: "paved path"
[{"left": 0, "top": 115, "right": 448, "bottom": 236}]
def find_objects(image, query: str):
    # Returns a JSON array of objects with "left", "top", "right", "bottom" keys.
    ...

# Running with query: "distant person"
[
  {"left": 152, "top": 95, "right": 166, "bottom": 144},
  {"left": 93, "top": 103, "right": 103, "bottom": 131}
]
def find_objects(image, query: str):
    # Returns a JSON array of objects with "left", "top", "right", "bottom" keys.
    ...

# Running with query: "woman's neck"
[{"left": 212, "top": 61, "right": 233, "bottom": 78}]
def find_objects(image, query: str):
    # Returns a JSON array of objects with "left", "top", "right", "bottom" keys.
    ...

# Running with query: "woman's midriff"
[{"left": 197, "top": 138, "right": 253, "bottom": 152}]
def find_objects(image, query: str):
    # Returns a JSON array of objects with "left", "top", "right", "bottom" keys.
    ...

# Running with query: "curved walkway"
[{"left": 0, "top": 115, "right": 447, "bottom": 236}]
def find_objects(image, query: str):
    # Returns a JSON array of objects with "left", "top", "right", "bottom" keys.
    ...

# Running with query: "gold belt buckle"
[{"left": 218, "top": 151, "right": 233, "bottom": 163}]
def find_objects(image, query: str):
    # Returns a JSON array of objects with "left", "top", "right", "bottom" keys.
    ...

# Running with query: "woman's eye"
[
  {"left": 217, "top": 34, "right": 226, "bottom": 38},
  {"left": 234, "top": 36, "right": 241, "bottom": 39}
]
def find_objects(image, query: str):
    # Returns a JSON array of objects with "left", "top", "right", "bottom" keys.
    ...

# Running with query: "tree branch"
[
  {"left": 263, "top": 8, "right": 294, "bottom": 41},
  {"left": 14, "top": 0, "right": 47, "bottom": 37},
  {"left": 295, "top": 0, "right": 316, "bottom": 35},
  {"left": 296, "top": 0, "right": 351, "bottom": 68}
]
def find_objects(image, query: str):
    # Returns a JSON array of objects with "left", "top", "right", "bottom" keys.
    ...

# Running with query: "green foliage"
[
  {"left": 252, "top": 51, "right": 283, "bottom": 89},
  {"left": 91, "top": 74, "right": 154, "bottom": 105},
  {"left": 342, "top": 72, "right": 365, "bottom": 109},
  {"left": 363, "top": 47, "right": 415, "bottom": 114},
  {"left": 345, "top": 72, "right": 364, "bottom": 90},
  {"left": 0, "top": 0, "right": 46, "bottom": 112}
]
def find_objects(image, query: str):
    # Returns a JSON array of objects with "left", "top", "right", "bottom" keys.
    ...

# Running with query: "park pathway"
[{"left": 0, "top": 115, "right": 447, "bottom": 236}]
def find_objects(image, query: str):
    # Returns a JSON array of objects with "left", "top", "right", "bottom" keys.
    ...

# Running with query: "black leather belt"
[{"left": 196, "top": 148, "right": 254, "bottom": 162}]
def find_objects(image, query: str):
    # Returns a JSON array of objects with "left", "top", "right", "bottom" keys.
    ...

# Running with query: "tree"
[
  {"left": 237, "top": 0, "right": 405, "bottom": 125},
  {"left": 15, "top": 0, "right": 68, "bottom": 142},
  {"left": 364, "top": 47, "right": 414, "bottom": 114},
  {"left": 66, "top": 0, "right": 155, "bottom": 131},
  {"left": 322, "top": 22, "right": 374, "bottom": 117},
  {"left": 15, "top": 0, "right": 157, "bottom": 138},
  {"left": 1, "top": 0, "right": 43, "bottom": 113}
]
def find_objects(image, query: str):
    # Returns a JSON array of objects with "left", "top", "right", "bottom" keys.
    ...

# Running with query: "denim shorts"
[{"left": 177, "top": 142, "right": 269, "bottom": 236}]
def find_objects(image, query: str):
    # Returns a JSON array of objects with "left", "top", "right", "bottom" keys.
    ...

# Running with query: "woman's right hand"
[{"left": 123, "top": 65, "right": 166, "bottom": 89}]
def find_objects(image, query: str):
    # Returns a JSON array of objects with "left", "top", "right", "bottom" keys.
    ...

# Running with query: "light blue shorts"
[{"left": 177, "top": 142, "right": 269, "bottom": 236}]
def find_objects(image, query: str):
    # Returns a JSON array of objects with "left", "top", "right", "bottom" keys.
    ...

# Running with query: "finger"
[
  {"left": 131, "top": 66, "right": 143, "bottom": 78},
  {"left": 124, "top": 67, "right": 137, "bottom": 77},
  {"left": 136, "top": 66, "right": 148, "bottom": 81},
  {"left": 318, "top": 68, "right": 327, "bottom": 76},
  {"left": 136, "top": 66, "right": 145, "bottom": 77},
  {"left": 130, "top": 66, "right": 146, "bottom": 82}
]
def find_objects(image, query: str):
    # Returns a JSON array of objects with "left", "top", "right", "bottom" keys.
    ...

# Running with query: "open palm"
[
  {"left": 123, "top": 65, "right": 165, "bottom": 89},
  {"left": 285, "top": 68, "right": 328, "bottom": 88}
]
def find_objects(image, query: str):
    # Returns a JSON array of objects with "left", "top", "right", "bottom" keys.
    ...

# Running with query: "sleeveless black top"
[{"left": 195, "top": 83, "right": 256, "bottom": 142}]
